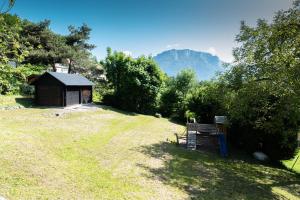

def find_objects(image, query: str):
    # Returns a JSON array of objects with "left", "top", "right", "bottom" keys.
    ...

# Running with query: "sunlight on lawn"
[
  {"left": 0, "top": 107, "right": 299, "bottom": 199},
  {"left": 283, "top": 149, "right": 300, "bottom": 173}
]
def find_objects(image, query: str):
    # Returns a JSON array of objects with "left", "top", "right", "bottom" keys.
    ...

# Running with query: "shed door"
[
  {"left": 82, "top": 89, "right": 91, "bottom": 104},
  {"left": 66, "top": 91, "right": 80, "bottom": 106}
]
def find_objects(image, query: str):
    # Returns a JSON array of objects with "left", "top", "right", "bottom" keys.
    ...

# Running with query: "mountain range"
[{"left": 153, "top": 49, "right": 224, "bottom": 80}]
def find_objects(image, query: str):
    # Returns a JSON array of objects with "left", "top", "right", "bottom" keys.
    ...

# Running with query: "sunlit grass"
[
  {"left": 0, "top": 107, "right": 299, "bottom": 199},
  {"left": 0, "top": 95, "right": 33, "bottom": 108},
  {"left": 283, "top": 149, "right": 300, "bottom": 173}
]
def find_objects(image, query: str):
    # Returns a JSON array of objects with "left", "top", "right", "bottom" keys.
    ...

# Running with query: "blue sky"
[{"left": 11, "top": 0, "right": 293, "bottom": 62}]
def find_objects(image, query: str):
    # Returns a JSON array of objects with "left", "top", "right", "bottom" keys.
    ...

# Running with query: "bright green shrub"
[
  {"left": 0, "top": 64, "right": 45, "bottom": 95},
  {"left": 102, "top": 49, "right": 163, "bottom": 114}
]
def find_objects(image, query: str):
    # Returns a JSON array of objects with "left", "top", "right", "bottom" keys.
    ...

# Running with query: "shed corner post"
[
  {"left": 79, "top": 88, "right": 82, "bottom": 104},
  {"left": 64, "top": 86, "right": 67, "bottom": 106},
  {"left": 91, "top": 85, "right": 93, "bottom": 103}
]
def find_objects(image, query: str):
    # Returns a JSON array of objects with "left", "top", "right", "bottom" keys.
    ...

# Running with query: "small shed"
[{"left": 30, "top": 72, "right": 94, "bottom": 106}]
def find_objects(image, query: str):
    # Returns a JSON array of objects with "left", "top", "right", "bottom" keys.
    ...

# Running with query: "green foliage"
[
  {"left": 21, "top": 20, "right": 73, "bottom": 70},
  {"left": 65, "top": 24, "right": 96, "bottom": 73},
  {"left": 222, "top": 2, "right": 300, "bottom": 160},
  {"left": 159, "top": 69, "right": 197, "bottom": 120},
  {"left": 0, "top": 14, "right": 28, "bottom": 63},
  {"left": 20, "top": 19, "right": 97, "bottom": 75},
  {"left": 0, "top": 64, "right": 45, "bottom": 95},
  {"left": 102, "top": 48, "right": 163, "bottom": 113},
  {"left": 187, "top": 81, "right": 224, "bottom": 123},
  {"left": 0, "top": 65, "right": 23, "bottom": 95}
]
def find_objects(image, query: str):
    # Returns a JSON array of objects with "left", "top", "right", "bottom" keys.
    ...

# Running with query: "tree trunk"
[
  {"left": 68, "top": 59, "right": 73, "bottom": 74},
  {"left": 52, "top": 63, "right": 57, "bottom": 72}
]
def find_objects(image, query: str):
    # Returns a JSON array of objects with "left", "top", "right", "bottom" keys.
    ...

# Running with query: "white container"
[{"left": 215, "top": 116, "right": 227, "bottom": 124}]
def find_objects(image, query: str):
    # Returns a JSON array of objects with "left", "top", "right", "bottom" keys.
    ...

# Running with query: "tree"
[
  {"left": 102, "top": 48, "right": 163, "bottom": 113},
  {"left": 21, "top": 20, "right": 72, "bottom": 71},
  {"left": 187, "top": 81, "right": 224, "bottom": 123},
  {"left": 65, "top": 24, "right": 95, "bottom": 73},
  {"left": 223, "top": 2, "right": 300, "bottom": 160},
  {"left": 0, "top": 14, "right": 28, "bottom": 63},
  {"left": 159, "top": 69, "right": 197, "bottom": 120}
]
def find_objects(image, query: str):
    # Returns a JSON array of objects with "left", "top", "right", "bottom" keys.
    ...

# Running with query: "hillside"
[{"left": 154, "top": 49, "right": 224, "bottom": 80}]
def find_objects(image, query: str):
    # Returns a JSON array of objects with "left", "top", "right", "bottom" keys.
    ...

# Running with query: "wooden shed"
[{"left": 30, "top": 72, "right": 94, "bottom": 106}]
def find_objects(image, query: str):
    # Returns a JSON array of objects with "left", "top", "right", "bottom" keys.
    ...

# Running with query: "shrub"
[
  {"left": 0, "top": 64, "right": 45, "bottom": 95},
  {"left": 102, "top": 50, "right": 163, "bottom": 114},
  {"left": 0, "top": 65, "right": 25, "bottom": 95},
  {"left": 20, "top": 83, "right": 35, "bottom": 95},
  {"left": 187, "top": 82, "right": 225, "bottom": 123},
  {"left": 159, "top": 69, "right": 197, "bottom": 121},
  {"left": 227, "top": 83, "right": 299, "bottom": 160}
]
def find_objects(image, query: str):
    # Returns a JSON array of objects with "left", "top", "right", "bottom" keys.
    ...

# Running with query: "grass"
[
  {"left": 283, "top": 149, "right": 300, "bottom": 173},
  {"left": 0, "top": 106, "right": 299, "bottom": 199},
  {"left": 0, "top": 95, "right": 33, "bottom": 108}
]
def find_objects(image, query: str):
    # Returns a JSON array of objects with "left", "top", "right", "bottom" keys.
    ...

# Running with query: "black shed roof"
[{"left": 31, "top": 72, "right": 94, "bottom": 86}]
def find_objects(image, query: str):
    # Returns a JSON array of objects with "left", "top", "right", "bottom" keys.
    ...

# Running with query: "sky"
[{"left": 10, "top": 0, "right": 294, "bottom": 62}]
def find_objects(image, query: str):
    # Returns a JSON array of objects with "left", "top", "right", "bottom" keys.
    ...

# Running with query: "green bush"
[
  {"left": 187, "top": 82, "right": 224, "bottom": 123},
  {"left": 102, "top": 49, "right": 163, "bottom": 114},
  {"left": 20, "top": 83, "right": 35, "bottom": 95},
  {"left": 226, "top": 82, "right": 299, "bottom": 160},
  {"left": 0, "top": 64, "right": 45, "bottom": 95},
  {"left": 0, "top": 65, "right": 25, "bottom": 95},
  {"left": 159, "top": 69, "right": 197, "bottom": 121}
]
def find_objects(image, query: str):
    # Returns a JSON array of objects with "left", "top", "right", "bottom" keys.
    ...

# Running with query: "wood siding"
[
  {"left": 36, "top": 85, "right": 62, "bottom": 106},
  {"left": 34, "top": 73, "right": 64, "bottom": 106}
]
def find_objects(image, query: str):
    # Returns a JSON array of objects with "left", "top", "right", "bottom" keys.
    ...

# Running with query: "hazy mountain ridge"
[{"left": 153, "top": 49, "right": 224, "bottom": 80}]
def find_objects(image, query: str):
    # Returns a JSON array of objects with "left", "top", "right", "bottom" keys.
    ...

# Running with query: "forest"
[{"left": 1, "top": 1, "right": 300, "bottom": 162}]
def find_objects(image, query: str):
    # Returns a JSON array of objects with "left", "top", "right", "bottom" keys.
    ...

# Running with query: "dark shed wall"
[{"left": 34, "top": 74, "right": 64, "bottom": 106}]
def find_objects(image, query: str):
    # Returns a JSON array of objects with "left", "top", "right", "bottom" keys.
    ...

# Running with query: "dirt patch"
[{"left": 49, "top": 104, "right": 104, "bottom": 117}]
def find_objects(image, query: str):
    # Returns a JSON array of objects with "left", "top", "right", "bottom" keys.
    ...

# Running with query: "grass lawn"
[
  {"left": 0, "top": 95, "right": 33, "bottom": 108},
  {"left": 0, "top": 106, "right": 299, "bottom": 199},
  {"left": 283, "top": 149, "right": 300, "bottom": 174}
]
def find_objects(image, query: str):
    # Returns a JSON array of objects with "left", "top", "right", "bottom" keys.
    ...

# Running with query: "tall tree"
[
  {"left": 223, "top": 1, "right": 300, "bottom": 160},
  {"left": 65, "top": 24, "right": 95, "bottom": 73},
  {"left": 21, "top": 20, "right": 72, "bottom": 71},
  {"left": 0, "top": 14, "right": 28, "bottom": 63},
  {"left": 159, "top": 69, "right": 197, "bottom": 119},
  {"left": 102, "top": 48, "right": 163, "bottom": 113}
]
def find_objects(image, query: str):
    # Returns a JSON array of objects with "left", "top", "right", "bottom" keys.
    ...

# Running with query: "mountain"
[{"left": 153, "top": 49, "right": 224, "bottom": 80}]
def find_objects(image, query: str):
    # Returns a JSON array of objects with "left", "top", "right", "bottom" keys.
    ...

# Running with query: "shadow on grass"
[
  {"left": 15, "top": 98, "right": 61, "bottom": 109},
  {"left": 15, "top": 97, "right": 34, "bottom": 107},
  {"left": 98, "top": 104, "right": 138, "bottom": 116},
  {"left": 136, "top": 142, "right": 300, "bottom": 199}
]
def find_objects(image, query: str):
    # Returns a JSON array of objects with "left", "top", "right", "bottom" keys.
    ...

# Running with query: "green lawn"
[
  {"left": 0, "top": 106, "right": 299, "bottom": 199},
  {"left": 283, "top": 149, "right": 300, "bottom": 174},
  {"left": 0, "top": 95, "right": 33, "bottom": 108}
]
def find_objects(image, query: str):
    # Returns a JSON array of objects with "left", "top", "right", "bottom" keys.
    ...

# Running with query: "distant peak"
[
  {"left": 153, "top": 49, "right": 224, "bottom": 80},
  {"left": 157, "top": 49, "right": 217, "bottom": 58}
]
